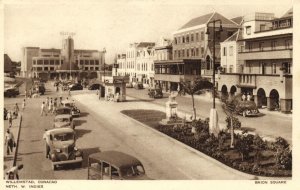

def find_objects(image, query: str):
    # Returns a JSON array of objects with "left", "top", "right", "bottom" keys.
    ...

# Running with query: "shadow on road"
[
  {"left": 126, "top": 99, "right": 155, "bottom": 103},
  {"left": 241, "top": 127, "right": 256, "bottom": 132},
  {"left": 75, "top": 119, "right": 87, "bottom": 126},
  {"left": 75, "top": 129, "right": 92, "bottom": 138},
  {"left": 80, "top": 112, "right": 89, "bottom": 117},
  {"left": 18, "top": 151, "right": 43, "bottom": 156},
  {"left": 81, "top": 147, "right": 101, "bottom": 168}
]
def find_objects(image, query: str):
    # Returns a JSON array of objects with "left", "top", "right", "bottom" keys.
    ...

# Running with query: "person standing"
[
  {"left": 22, "top": 99, "right": 26, "bottom": 111},
  {"left": 5, "top": 129, "right": 15, "bottom": 155},
  {"left": 24, "top": 90, "right": 27, "bottom": 99},
  {"left": 41, "top": 102, "right": 47, "bottom": 116},
  {"left": 48, "top": 99, "right": 53, "bottom": 114},
  {"left": 8, "top": 111, "right": 13, "bottom": 128},
  {"left": 14, "top": 103, "right": 19, "bottom": 118},
  {"left": 247, "top": 93, "right": 251, "bottom": 101},
  {"left": 242, "top": 93, "right": 246, "bottom": 101}
]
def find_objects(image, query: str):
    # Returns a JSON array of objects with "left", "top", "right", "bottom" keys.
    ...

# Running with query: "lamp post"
[
  {"left": 103, "top": 48, "right": 106, "bottom": 82},
  {"left": 206, "top": 19, "right": 223, "bottom": 136}
]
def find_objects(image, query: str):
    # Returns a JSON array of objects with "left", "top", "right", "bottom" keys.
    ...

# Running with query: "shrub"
[
  {"left": 225, "top": 116, "right": 241, "bottom": 130},
  {"left": 235, "top": 134, "right": 253, "bottom": 161},
  {"left": 275, "top": 147, "right": 292, "bottom": 170}
]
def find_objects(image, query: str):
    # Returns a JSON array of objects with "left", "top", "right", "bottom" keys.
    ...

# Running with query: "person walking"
[
  {"left": 8, "top": 111, "right": 13, "bottom": 128},
  {"left": 5, "top": 129, "right": 15, "bottom": 155},
  {"left": 24, "top": 90, "right": 27, "bottom": 99},
  {"left": 41, "top": 102, "right": 47, "bottom": 116},
  {"left": 22, "top": 99, "right": 26, "bottom": 111},
  {"left": 48, "top": 99, "right": 53, "bottom": 114},
  {"left": 14, "top": 103, "right": 19, "bottom": 118}
]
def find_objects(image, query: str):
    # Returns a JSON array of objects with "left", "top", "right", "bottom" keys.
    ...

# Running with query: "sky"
[{"left": 3, "top": 0, "right": 293, "bottom": 64}]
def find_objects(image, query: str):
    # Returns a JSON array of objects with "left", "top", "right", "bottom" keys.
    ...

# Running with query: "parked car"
[
  {"left": 4, "top": 87, "right": 19, "bottom": 97},
  {"left": 55, "top": 107, "right": 72, "bottom": 116},
  {"left": 148, "top": 88, "right": 163, "bottom": 99},
  {"left": 43, "top": 128, "right": 83, "bottom": 170},
  {"left": 134, "top": 82, "right": 143, "bottom": 90},
  {"left": 61, "top": 100, "right": 80, "bottom": 117},
  {"left": 87, "top": 151, "right": 150, "bottom": 180},
  {"left": 70, "top": 83, "right": 83, "bottom": 91},
  {"left": 88, "top": 83, "right": 104, "bottom": 90},
  {"left": 235, "top": 100, "right": 260, "bottom": 117},
  {"left": 53, "top": 114, "right": 75, "bottom": 129},
  {"left": 126, "top": 82, "right": 133, "bottom": 88}
]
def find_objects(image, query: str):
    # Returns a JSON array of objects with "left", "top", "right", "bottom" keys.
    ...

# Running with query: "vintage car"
[
  {"left": 55, "top": 107, "right": 72, "bottom": 116},
  {"left": 61, "top": 100, "right": 80, "bottom": 117},
  {"left": 232, "top": 95, "right": 260, "bottom": 117},
  {"left": 70, "top": 83, "right": 83, "bottom": 91},
  {"left": 88, "top": 83, "right": 104, "bottom": 90},
  {"left": 134, "top": 82, "right": 143, "bottom": 90},
  {"left": 53, "top": 114, "right": 75, "bottom": 129},
  {"left": 4, "top": 87, "right": 19, "bottom": 98},
  {"left": 87, "top": 151, "right": 150, "bottom": 180},
  {"left": 148, "top": 88, "right": 163, "bottom": 99},
  {"left": 43, "top": 128, "right": 83, "bottom": 170},
  {"left": 125, "top": 82, "right": 133, "bottom": 88}
]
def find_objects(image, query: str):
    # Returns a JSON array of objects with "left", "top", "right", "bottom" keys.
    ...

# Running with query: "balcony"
[
  {"left": 239, "top": 49, "right": 292, "bottom": 60},
  {"left": 154, "top": 74, "right": 198, "bottom": 82},
  {"left": 237, "top": 74, "right": 256, "bottom": 88}
]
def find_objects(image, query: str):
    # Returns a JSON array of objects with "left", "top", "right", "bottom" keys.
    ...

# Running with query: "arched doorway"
[
  {"left": 115, "top": 87, "right": 121, "bottom": 94},
  {"left": 221, "top": 85, "right": 228, "bottom": 101},
  {"left": 269, "top": 89, "right": 280, "bottom": 111},
  {"left": 229, "top": 86, "right": 237, "bottom": 97},
  {"left": 206, "top": 55, "right": 211, "bottom": 70},
  {"left": 257, "top": 88, "right": 267, "bottom": 108}
]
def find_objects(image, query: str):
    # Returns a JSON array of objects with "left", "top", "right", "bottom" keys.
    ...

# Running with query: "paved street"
[
  {"left": 126, "top": 88, "right": 292, "bottom": 143},
  {"left": 3, "top": 82, "right": 258, "bottom": 180}
]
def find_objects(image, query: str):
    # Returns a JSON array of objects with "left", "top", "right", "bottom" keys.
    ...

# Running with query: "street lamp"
[
  {"left": 103, "top": 48, "right": 106, "bottom": 82},
  {"left": 206, "top": 19, "right": 223, "bottom": 136}
]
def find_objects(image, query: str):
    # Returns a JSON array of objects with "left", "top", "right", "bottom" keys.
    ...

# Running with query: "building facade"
[
  {"left": 218, "top": 9, "right": 293, "bottom": 113},
  {"left": 21, "top": 37, "right": 105, "bottom": 80},
  {"left": 116, "top": 42, "right": 155, "bottom": 87}
]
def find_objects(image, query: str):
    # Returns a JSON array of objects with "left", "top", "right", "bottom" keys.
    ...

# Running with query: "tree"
[
  {"left": 180, "top": 78, "right": 212, "bottom": 120},
  {"left": 222, "top": 94, "right": 240, "bottom": 148}
]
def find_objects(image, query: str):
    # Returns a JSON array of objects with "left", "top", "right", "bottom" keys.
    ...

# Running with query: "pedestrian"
[
  {"left": 8, "top": 111, "right": 13, "bottom": 128},
  {"left": 5, "top": 164, "right": 23, "bottom": 180},
  {"left": 247, "top": 93, "right": 251, "bottom": 101},
  {"left": 24, "top": 90, "right": 27, "bottom": 99},
  {"left": 5, "top": 129, "right": 15, "bottom": 155},
  {"left": 59, "top": 96, "right": 63, "bottom": 106},
  {"left": 41, "top": 102, "right": 47, "bottom": 116},
  {"left": 14, "top": 103, "right": 19, "bottom": 118},
  {"left": 68, "top": 89, "right": 71, "bottom": 97},
  {"left": 242, "top": 93, "right": 246, "bottom": 101},
  {"left": 22, "top": 99, "right": 26, "bottom": 110},
  {"left": 45, "top": 97, "right": 49, "bottom": 112},
  {"left": 48, "top": 100, "right": 53, "bottom": 114}
]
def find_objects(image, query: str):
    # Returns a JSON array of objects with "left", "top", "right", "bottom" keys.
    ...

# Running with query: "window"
[
  {"left": 246, "top": 26, "right": 251, "bottom": 35},
  {"left": 182, "top": 36, "right": 185, "bottom": 43},
  {"left": 44, "top": 60, "right": 49, "bottom": 65},
  {"left": 201, "top": 47, "right": 204, "bottom": 55},
  {"left": 174, "top": 50, "right": 177, "bottom": 59},
  {"left": 247, "top": 43, "right": 253, "bottom": 52},
  {"left": 95, "top": 60, "right": 99, "bottom": 65},
  {"left": 248, "top": 64, "right": 252, "bottom": 73},
  {"left": 90, "top": 60, "right": 95, "bottom": 65},
  {"left": 196, "top": 33, "right": 199, "bottom": 41},
  {"left": 259, "top": 42, "right": 264, "bottom": 51},
  {"left": 200, "top": 31, "right": 204, "bottom": 40},
  {"left": 271, "top": 41, "right": 277, "bottom": 50},
  {"left": 182, "top": 49, "right": 185, "bottom": 57},
  {"left": 260, "top": 24, "right": 266, "bottom": 31},
  {"left": 44, "top": 67, "right": 48, "bottom": 71},
  {"left": 186, "top": 35, "right": 189, "bottom": 43},
  {"left": 50, "top": 60, "right": 54, "bottom": 65},
  {"left": 272, "top": 63, "right": 277, "bottom": 74},
  {"left": 229, "top": 65, "right": 233, "bottom": 73},
  {"left": 191, "top": 34, "right": 194, "bottom": 42},
  {"left": 223, "top": 47, "right": 227, "bottom": 56},
  {"left": 178, "top": 50, "right": 181, "bottom": 58},
  {"left": 37, "top": 60, "right": 43, "bottom": 65},
  {"left": 33, "top": 60, "right": 36, "bottom": 65},
  {"left": 229, "top": 46, "right": 233, "bottom": 56},
  {"left": 191, "top": 48, "right": 194, "bottom": 56},
  {"left": 187, "top": 49, "right": 189, "bottom": 57},
  {"left": 196, "top": 48, "right": 199, "bottom": 56},
  {"left": 174, "top": 38, "right": 177, "bottom": 44},
  {"left": 285, "top": 40, "right": 291, "bottom": 49}
]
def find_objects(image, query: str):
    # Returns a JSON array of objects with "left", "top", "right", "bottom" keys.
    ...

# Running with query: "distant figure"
[
  {"left": 5, "top": 129, "right": 15, "bottom": 155},
  {"left": 22, "top": 99, "right": 26, "bottom": 110},
  {"left": 14, "top": 103, "right": 19, "bottom": 118},
  {"left": 8, "top": 111, "right": 13, "bottom": 128},
  {"left": 41, "top": 102, "right": 47, "bottom": 116},
  {"left": 247, "top": 93, "right": 251, "bottom": 101},
  {"left": 24, "top": 90, "right": 27, "bottom": 98},
  {"left": 242, "top": 93, "right": 246, "bottom": 101},
  {"left": 68, "top": 89, "right": 71, "bottom": 96}
]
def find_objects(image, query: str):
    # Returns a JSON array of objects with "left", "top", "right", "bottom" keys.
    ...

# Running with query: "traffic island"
[{"left": 121, "top": 109, "right": 292, "bottom": 178}]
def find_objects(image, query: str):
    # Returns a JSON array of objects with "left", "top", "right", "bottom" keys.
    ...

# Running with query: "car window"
[
  {"left": 53, "top": 133, "right": 74, "bottom": 141},
  {"left": 111, "top": 166, "right": 120, "bottom": 179},
  {"left": 102, "top": 162, "right": 110, "bottom": 176},
  {"left": 121, "top": 165, "right": 145, "bottom": 177}
]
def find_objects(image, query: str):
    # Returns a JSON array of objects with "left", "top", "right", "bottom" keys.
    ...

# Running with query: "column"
[{"left": 280, "top": 99, "right": 292, "bottom": 113}]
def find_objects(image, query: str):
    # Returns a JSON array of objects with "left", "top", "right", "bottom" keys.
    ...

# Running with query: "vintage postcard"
[{"left": 1, "top": 0, "right": 299, "bottom": 189}]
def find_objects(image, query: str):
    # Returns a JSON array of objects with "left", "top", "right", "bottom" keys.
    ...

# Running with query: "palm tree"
[
  {"left": 222, "top": 94, "right": 240, "bottom": 148},
  {"left": 180, "top": 78, "right": 212, "bottom": 120}
]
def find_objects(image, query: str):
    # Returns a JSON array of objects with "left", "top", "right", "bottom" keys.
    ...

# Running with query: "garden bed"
[{"left": 121, "top": 109, "right": 292, "bottom": 177}]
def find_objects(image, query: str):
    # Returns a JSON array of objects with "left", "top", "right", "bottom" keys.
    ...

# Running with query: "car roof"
[
  {"left": 55, "top": 114, "right": 72, "bottom": 119},
  {"left": 48, "top": 127, "right": 74, "bottom": 135},
  {"left": 89, "top": 151, "right": 142, "bottom": 169},
  {"left": 56, "top": 107, "right": 71, "bottom": 111}
]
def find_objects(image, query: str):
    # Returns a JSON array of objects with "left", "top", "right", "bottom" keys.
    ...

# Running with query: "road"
[
  {"left": 4, "top": 82, "right": 258, "bottom": 180},
  {"left": 126, "top": 88, "right": 292, "bottom": 143}
]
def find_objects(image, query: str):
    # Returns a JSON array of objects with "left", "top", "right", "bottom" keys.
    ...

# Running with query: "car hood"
[
  {"left": 54, "top": 122, "right": 71, "bottom": 128},
  {"left": 52, "top": 140, "right": 75, "bottom": 149}
]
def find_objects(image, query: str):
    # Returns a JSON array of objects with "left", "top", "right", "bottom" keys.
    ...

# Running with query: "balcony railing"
[
  {"left": 154, "top": 74, "right": 198, "bottom": 82},
  {"left": 238, "top": 49, "right": 292, "bottom": 60}
]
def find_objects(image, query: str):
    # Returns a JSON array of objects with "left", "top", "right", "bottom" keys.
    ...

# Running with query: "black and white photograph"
[{"left": 1, "top": 0, "right": 299, "bottom": 189}]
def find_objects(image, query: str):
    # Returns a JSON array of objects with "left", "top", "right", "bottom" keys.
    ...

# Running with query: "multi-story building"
[
  {"left": 218, "top": 9, "right": 293, "bottom": 113},
  {"left": 172, "top": 12, "right": 240, "bottom": 79},
  {"left": 116, "top": 42, "right": 155, "bottom": 87},
  {"left": 21, "top": 36, "right": 105, "bottom": 80}
]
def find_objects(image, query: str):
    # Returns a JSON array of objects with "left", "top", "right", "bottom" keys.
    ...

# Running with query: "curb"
[{"left": 120, "top": 111, "right": 291, "bottom": 180}]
